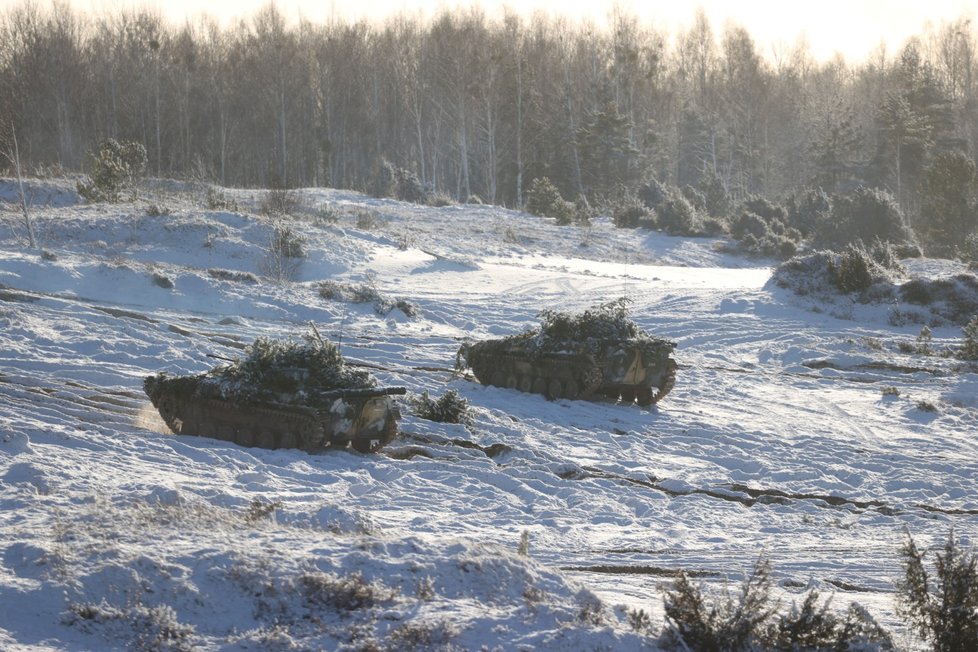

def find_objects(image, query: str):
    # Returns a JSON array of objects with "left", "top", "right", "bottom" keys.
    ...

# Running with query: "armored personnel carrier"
[
  {"left": 144, "top": 329, "right": 405, "bottom": 453},
  {"left": 458, "top": 300, "right": 676, "bottom": 406}
]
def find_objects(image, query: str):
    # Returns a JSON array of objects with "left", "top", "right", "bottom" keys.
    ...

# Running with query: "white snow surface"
[{"left": 1, "top": 179, "right": 976, "bottom": 650}]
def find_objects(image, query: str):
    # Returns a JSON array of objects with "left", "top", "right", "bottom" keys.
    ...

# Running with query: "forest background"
[{"left": 3, "top": 2, "right": 978, "bottom": 254}]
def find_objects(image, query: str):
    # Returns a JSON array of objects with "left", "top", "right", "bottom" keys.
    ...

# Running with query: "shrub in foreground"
[
  {"left": 77, "top": 139, "right": 147, "bottom": 203},
  {"left": 897, "top": 530, "right": 978, "bottom": 652},
  {"left": 410, "top": 389, "right": 472, "bottom": 425},
  {"left": 660, "top": 557, "right": 894, "bottom": 651}
]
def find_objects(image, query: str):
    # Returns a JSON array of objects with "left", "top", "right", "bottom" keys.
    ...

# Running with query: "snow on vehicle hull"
[{"left": 144, "top": 373, "right": 404, "bottom": 453}]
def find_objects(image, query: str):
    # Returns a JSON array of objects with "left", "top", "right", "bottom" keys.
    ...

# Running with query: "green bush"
[
  {"left": 741, "top": 195, "right": 787, "bottom": 224},
  {"left": 730, "top": 211, "right": 769, "bottom": 240},
  {"left": 696, "top": 171, "right": 730, "bottom": 218},
  {"left": 829, "top": 244, "right": 878, "bottom": 294},
  {"left": 215, "top": 328, "right": 375, "bottom": 394},
  {"left": 260, "top": 226, "right": 305, "bottom": 282},
  {"left": 76, "top": 139, "right": 147, "bottom": 203},
  {"left": 729, "top": 209, "right": 801, "bottom": 259},
  {"left": 661, "top": 557, "right": 894, "bottom": 651},
  {"left": 959, "top": 316, "right": 978, "bottom": 361},
  {"left": 611, "top": 193, "right": 651, "bottom": 229},
  {"left": 816, "top": 186, "right": 914, "bottom": 248},
  {"left": 772, "top": 247, "right": 901, "bottom": 301},
  {"left": 525, "top": 177, "right": 575, "bottom": 224},
  {"left": 918, "top": 151, "right": 978, "bottom": 254},
  {"left": 410, "top": 389, "right": 472, "bottom": 425},
  {"left": 637, "top": 175, "right": 667, "bottom": 210},
  {"left": 787, "top": 187, "right": 831, "bottom": 236},
  {"left": 372, "top": 159, "right": 428, "bottom": 203},
  {"left": 681, "top": 185, "right": 707, "bottom": 213},
  {"left": 656, "top": 188, "right": 704, "bottom": 236},
  {"left": 269, "top": 226, "right": 306, "bottom": 259},
  {"left": 899, "top": 275, "right": 978, "bottom": 325},
  {"left": 897, "top": 530, "right": 978, "bottom": 652},
  {"left": 662, "top": 559, "right": 776, "bottom": 651}
]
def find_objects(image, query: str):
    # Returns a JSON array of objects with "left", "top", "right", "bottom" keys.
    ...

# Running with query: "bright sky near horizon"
[{"left": 20, "top": 0, "right": 978, "bottom": 63}]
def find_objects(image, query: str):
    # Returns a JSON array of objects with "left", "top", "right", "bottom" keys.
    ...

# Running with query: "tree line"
[{"left": 2, "top": 2, "right": 978, "bottom": 239}]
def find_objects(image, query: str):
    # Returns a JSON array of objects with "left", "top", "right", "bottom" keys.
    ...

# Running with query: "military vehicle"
[
  {"left": 144, "top": 329, "right": 404, "bottom": 453},
  {"left": 458, "top": 300, "right": 676, "bottom": 406}
]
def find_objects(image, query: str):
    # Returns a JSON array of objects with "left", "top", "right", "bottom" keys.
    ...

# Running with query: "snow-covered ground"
[{"left": 1, "top": 179, "right": 975, "bottom": 650}]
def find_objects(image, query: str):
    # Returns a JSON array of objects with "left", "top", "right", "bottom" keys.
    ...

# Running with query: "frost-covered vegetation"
[
  {"left": 146, "top": 327, "right": 377, "bottom": 407},
  {"left": 6, "top": 2, "right": 978, "bottom": 262},
  {"left": 466, "top": 298, "right": 676, "bottom": 361},
  {"left": 772, "top": 243, "right": 978, "bottom": 328},
  {"left": 2, "top": 178, "right": 978, "bottom": 650},
  {"left": 213, "top": 328, "right": 374, "bottom": 392}
]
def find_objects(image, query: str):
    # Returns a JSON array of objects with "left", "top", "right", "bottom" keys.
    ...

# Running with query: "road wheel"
[
  {"left": 636, "top": 387, "right": 655, "bottom": 406},
  {"left": 279, "top": 431, "right": 297, "bottom": 449}
]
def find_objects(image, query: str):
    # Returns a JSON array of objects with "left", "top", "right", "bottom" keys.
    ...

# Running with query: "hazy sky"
[{"left": 37, "top": 0, "right": 978, "bottom": 63}]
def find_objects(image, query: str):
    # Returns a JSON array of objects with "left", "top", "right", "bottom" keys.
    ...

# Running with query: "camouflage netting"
[
  {"left": 462, "top": 298, "right": 675, "bottom": 364},
  {"left": 147, "top": 327, "right": 375, "bottom": 405}
]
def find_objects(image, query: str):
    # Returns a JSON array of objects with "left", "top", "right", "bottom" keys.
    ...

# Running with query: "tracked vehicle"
[
  {"left": 144, "top": 330, "right": 404, "bottom": 453},
  {"left": 458, "top": 300, "right": 677, "bottom": 406}
]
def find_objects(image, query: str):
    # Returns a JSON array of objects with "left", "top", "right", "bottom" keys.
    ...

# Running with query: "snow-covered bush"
[
  {"left": 259, "top": 226, "right": 305, "bottom": 282},
  {"left": 299, "top": 570, "right": 398, "bottom": 612},
  {"left": 207, "top": 268, "right": 259, "bottom": 284},
  {"left": 259, "top": 188, "right": 300, "bottom": 216},
  {"left": 899, "top": 274, "right": 978, "bottom": 326},
  {"left": 661, "top": 558, "right": 894, "bottom": 651},
  {"left": 76, "top": 139, "right": 147, "bottom": 203},
  {"left": 65, "top": 600, "right": 196, "bottom": 652},
  {"left": 318, "top": 280, "right": 419, "bottom": 317},
  {"left": 426, "top": 191, "right": 455, "bottom": 207},
  {"left": 610, "top": 193, "right": 651, "bottom": 229},
  {"left": 354, "top": 208, "right": 381, "bottom": 230},
  {"left": 897, "top": 530, "right": 978, "bottom": 652},
  {"left": 178, "top": 328, "right": 376, "bottom": 401},
  {"left": 728, "top": 196, "right": 802, "bottom": 259},
  {"left": 269, "top": 226, "right": 306, "bottom": 259},
  {"left": 410, "top": 389, "right": 472, "bottom": 425},
  {"left": 772, "top": 245, "right": 900, "bottom": 300},
  {"left": 205, "top": 186, "right": 238, "bottom": 211}
]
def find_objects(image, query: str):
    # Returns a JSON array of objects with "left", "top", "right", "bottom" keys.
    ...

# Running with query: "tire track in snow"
[{"left": 393, "top": 428, "right": 978, "bottom": 518}]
